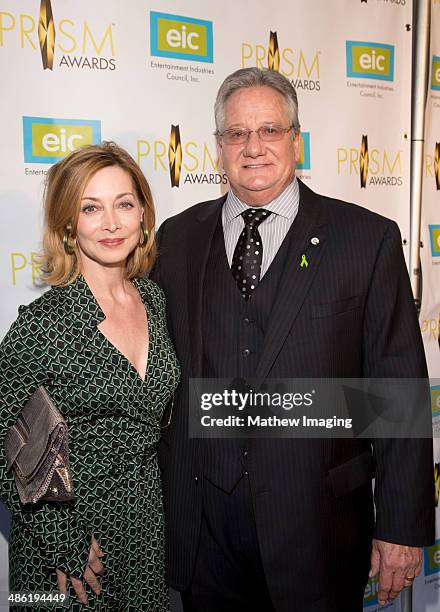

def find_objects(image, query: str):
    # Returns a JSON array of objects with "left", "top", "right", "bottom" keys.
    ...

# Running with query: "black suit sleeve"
[
  {"left": 150, "top": 219, "right": 168, "bottom": 285},
  {"left": 362, "top": 221, "right": 435, "bottom": 546}
]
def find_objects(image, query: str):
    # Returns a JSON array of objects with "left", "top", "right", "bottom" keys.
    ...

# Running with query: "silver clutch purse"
[{"left": 4, "top": 386, "right": 74, "bottom": 505}]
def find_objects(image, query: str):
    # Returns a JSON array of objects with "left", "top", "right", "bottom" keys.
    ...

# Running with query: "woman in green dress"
[{"left": 0, "top": 142, "right": 180, "bottom": 610}]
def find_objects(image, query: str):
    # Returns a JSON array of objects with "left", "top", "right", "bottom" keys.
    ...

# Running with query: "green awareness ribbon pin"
[{"left": 300, "top": 254, "right": 309, "bottom": 268}]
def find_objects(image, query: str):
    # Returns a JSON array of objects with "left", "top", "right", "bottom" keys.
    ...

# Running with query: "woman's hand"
[{"left": 56, "top": 536, "right": 105, "bottom": 605}]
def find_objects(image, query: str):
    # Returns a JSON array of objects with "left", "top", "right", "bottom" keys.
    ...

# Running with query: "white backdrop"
[
  {"left": 0, "top": 1, "right": 434, "bottom": 610},
  {"left": 416, "top": 1, "right": 440, "bottom": 610}
]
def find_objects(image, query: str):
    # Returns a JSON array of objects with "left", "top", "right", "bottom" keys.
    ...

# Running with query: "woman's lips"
[{"left": 98, "top": 238, "right": 125, "bottom": 247}]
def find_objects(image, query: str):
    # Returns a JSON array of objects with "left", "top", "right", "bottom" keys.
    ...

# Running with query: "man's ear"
[
  {"left": 216, "top": 141, "right": 224, "bottom": 169},
  {"left": 293, "top": 132, "right": 301, "bottom": 164}
]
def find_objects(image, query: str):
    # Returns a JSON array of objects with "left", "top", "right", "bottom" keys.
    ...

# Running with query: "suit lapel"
[
  {"left": 187, "top": 195, "right": 226, "bottom": 377},
  {"left": 255, "top": 180, "right": 329, "bottom": 380}
]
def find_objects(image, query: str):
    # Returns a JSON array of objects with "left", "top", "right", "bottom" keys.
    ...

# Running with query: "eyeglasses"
[{"left": 216, "top": 124, "right": 295, "bottom": 145}]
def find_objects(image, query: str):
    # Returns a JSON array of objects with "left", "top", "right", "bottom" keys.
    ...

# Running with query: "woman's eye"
[
  {"left": 81, "top": 204, "right": 97, "bottom": 214},
  {"left": 118, "top": 201, "right": 134, "bottom": 209}
]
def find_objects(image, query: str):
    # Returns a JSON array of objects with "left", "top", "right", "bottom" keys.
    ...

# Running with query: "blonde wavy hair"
[{"left": 42, "top": 141, "right": 156, "bottom": 286}]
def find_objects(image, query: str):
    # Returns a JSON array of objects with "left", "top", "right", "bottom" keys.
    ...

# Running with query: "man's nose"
[{"left": 243, "top": 130, "right": 265, "bottom": 157}]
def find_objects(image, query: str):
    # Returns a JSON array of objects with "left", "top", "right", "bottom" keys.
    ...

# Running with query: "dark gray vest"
[{"left": 201, "top": 213, "right": 293, "bottom": 491}]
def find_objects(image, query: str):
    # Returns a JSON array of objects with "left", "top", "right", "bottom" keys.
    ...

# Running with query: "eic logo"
[
  {"left": 432, "top": 56, "right": 440, "bottom": 90},
  {"left": 363, "top": 575, "right": 379, "bottom": 607},
  {"left": 23, "top": 116, "right": 101, "bottom": 164},
  {"left": 346, "top": 41, "right": 394, "bottom": 81},
  {"left": 150, "top": 12, "right": 213, "bottom": 63},
  {"left": 429, "top": 225, "right": 440, "bottom": 257},
  {"left": 297, "top": 132, "right": 311, "bottom": 171},
  {"left": 432, "top": 386, "right": 440, "bottom": 418},
  {"left": 424, "top": 539, "right": 440, "bottom": 576}
]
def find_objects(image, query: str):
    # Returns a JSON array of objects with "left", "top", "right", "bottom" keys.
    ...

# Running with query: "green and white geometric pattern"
[{"left": 0, "top": 276, "right": 180, "bottom": 611}]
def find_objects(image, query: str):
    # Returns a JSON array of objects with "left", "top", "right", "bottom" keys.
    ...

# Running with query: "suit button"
[
  {"left": 243, "top": 450, "right": 248, "bottom": 457},
  {"left": 242, "top": 348, "right": 251, "bottom": 357},
  {"left": 244, "top": 471, "right": 249, "bottom": 476},
  {"left": 194, "top": 476, "right": 198, "bottom": 485},
  {"left": 242, "top": 317, "right": 251, "bottom": 325}
]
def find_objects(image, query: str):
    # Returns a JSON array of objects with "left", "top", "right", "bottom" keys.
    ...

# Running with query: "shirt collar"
[{"left": 223, "top": 178, "right": 299, "bottom": 225}]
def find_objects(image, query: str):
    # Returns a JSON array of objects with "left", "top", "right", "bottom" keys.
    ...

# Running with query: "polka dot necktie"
[{"left": 231, "top": 208, "right": 273, "bottom": 300}]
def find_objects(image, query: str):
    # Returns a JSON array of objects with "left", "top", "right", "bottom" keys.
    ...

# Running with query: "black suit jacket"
[{"left": 151, "top": 180, "right": 435, "bottom": 609}]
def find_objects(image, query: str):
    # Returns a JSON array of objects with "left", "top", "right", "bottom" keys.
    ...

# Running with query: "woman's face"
[{"left": 75, "top": 165, "right": 143, "bottom": 272}]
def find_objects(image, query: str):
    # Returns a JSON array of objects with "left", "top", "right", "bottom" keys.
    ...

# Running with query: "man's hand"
[
  {"left": 369, "top": 538, "right": 422, "bottom": 605},
  {"left": 56, "top": 536, "right": 105, "bottom": 605}
]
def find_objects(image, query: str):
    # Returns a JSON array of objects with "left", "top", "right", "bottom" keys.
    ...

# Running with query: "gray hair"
[{"left": 214, "top": 67, "right": 300, "bottom": 135}]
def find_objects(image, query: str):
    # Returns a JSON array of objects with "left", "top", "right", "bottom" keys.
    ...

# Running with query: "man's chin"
[{"left": 234, "top": 182, "right": 284, "bottom": 205}]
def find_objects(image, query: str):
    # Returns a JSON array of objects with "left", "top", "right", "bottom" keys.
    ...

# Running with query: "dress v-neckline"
[
  {"left": 97, "top": 300, "right": 150, "bottom": 384},
  {"left": 69, "top": 275, "right": 152, "bottom": 384},
  {"left": 81, "top": 275, "right": 151, "bottom": 384}
]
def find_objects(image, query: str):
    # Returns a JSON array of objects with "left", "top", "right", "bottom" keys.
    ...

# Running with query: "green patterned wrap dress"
[{"left": 0, "top": 276, "right": 180, "bottom": 611}]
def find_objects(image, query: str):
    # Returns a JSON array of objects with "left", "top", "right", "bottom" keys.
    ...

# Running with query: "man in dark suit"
[{"left": 151, "top": 67, "right": 434, "bottom": 611}]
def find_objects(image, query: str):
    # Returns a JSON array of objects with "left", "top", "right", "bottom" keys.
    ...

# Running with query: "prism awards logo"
[
  {"left": 150, "top": 12, "right": 213, "bottom": 63},
  {"left": 268, "top": 31, "right": 280, "bottom": 71},
  {"left": 432, "top": 56, "right": 440, "bottom": 90},
  {"left": 346, "top": 41, "right": 394, "bottom": 81},
  {"left": 363, "top": 575, "right": 379, "bottom": 607},
  {"left": 169, "top": 125, "right": 182, "bottom": 187},
  {"left": 241, "top": 32, "right": 320, "bottom": 92},
  {"left": 297, "top": 132, "right": 311, "bottom": 171},
  {"left": 424, "top": 143, "right": 440, "bottom": 189},
  {"left": 424, "top": 539, "right": 440, "bottom": 576},
  {"left": 0, "top": 1, "right": 116, "bottom": 70},
  {"left": 434, "top": 461, "right": 440, "bottom": 507},
  {"left": 435, "top": 143, "right": 440, "bottom": 190},
  {"left": 360, "top": 135, "right": 369, "bottom": 188},
  {"left": 429, "top": 225, "right": 440, "bottom": 258},
  {"left": 137, "top": 126, "right": 226, "bottom": 188},
  {"left": 337, "top": 135, "right": 403, "bottom": 187},
  {"left": 23, "top": 117, "right": 101, "bottom": 164},
  {"left": 38, "top": 0, "right": 55, "bottom": 70}
]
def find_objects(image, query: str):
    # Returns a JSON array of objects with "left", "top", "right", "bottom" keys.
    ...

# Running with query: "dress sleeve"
[{"left": 0, "top": 304, "right": 91, "bottom": 578}]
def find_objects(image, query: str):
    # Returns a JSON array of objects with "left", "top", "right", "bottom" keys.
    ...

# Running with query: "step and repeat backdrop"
[
  {"left": 419, "top": 2, "right": 440, "bottom": 611},
  {"left": 0, "top": 0, "right": 438, "bottom": 610}
]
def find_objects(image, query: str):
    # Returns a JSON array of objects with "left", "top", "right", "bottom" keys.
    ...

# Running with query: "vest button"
[
  {"left": 242, "top": 348, "right": 251, "bottom": 357},
  {"left": 242, "top": 317, "right": 251, "bottom": 325}
]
